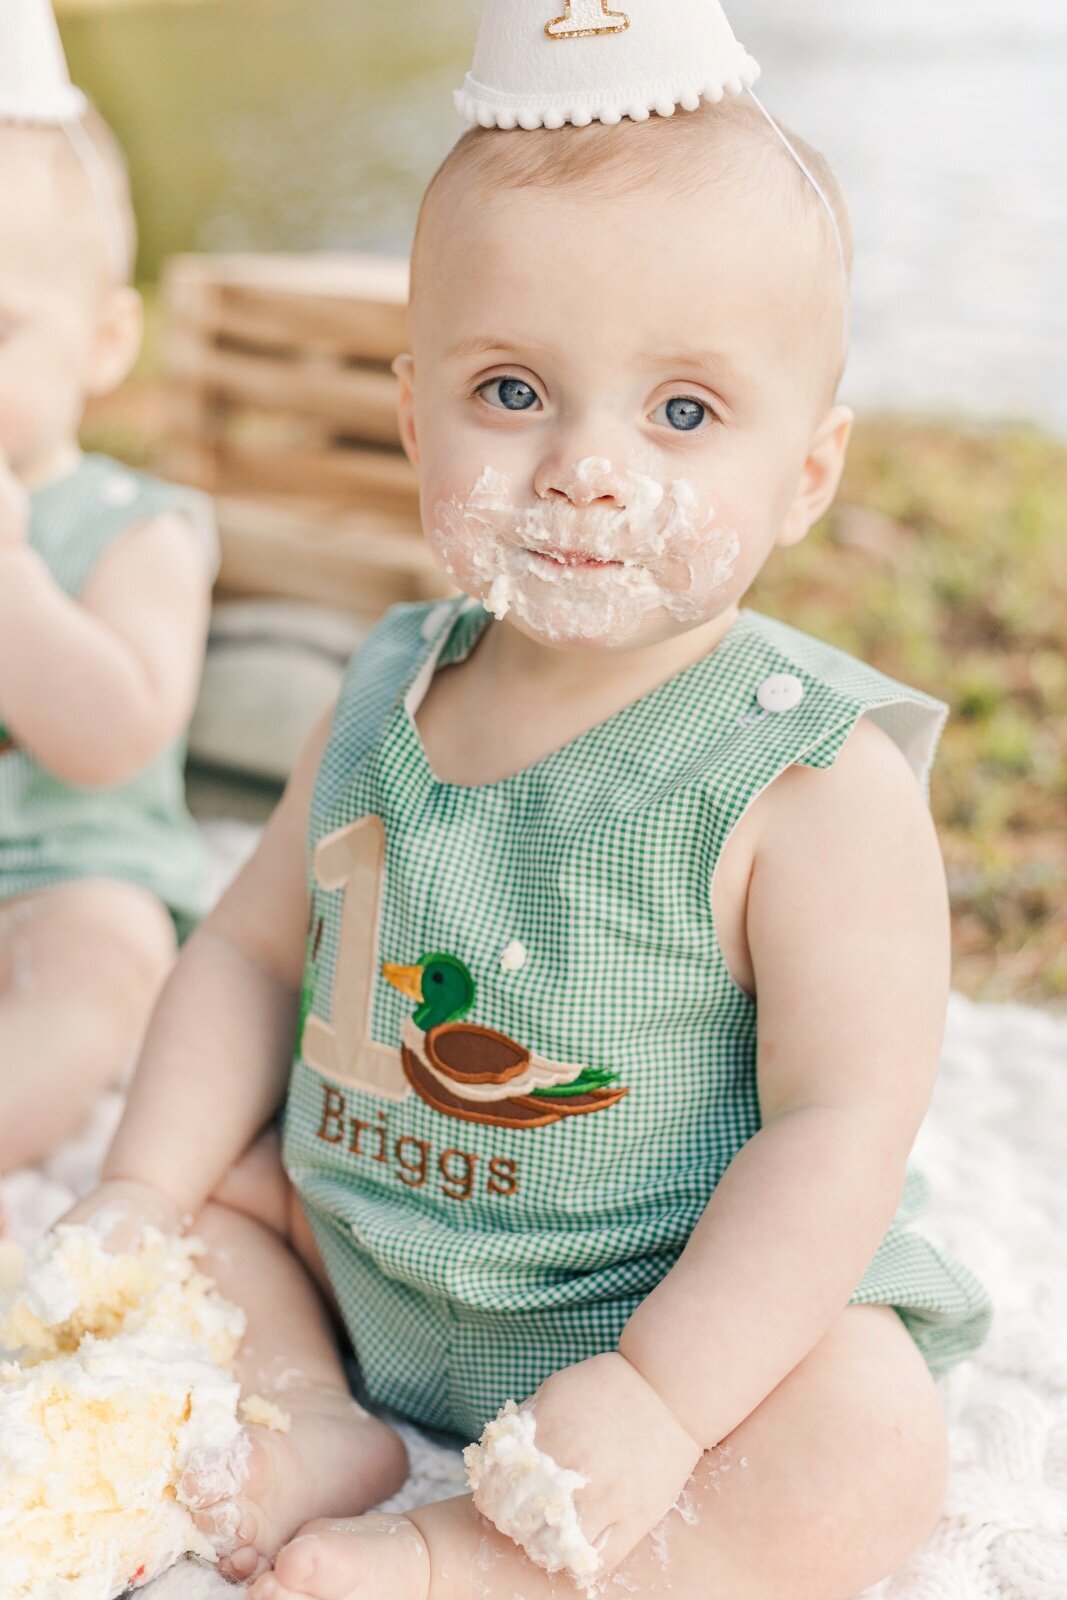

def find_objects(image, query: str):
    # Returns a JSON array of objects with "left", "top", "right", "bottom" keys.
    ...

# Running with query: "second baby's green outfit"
[
  {"left": 0, "top": 454, "right": 217, "bottom": 939},
  {"left": 283, "top": 597, "right": 993, "bottom": 1440}
]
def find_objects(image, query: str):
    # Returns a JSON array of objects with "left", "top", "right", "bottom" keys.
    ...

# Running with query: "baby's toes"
[
  {"left": 181, "top": 1435, "right": 253, "bottom": 1516},
  {"left": 220, "top": 1504, "right": 273, "bottom": 1582},
  {"left": 267, "top": 1513, "right": 430, "bottom": 1600},
  {"left": 187, "top": 1494, "right": 242, "bottom": 1552},
  {"left": 181, "top": 1433, "right": 263, "bottom": 1571}
]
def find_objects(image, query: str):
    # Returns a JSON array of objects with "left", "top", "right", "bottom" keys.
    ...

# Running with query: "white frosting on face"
[
  {"left": 430, "top": 457, "right": 740, "bottom": 648},
  {"left": 463, "top": 1399, "right": 602, "bottom": 1592},
  {"left": 0, "top": 1225, "right": 250, "bottom": 1600}
]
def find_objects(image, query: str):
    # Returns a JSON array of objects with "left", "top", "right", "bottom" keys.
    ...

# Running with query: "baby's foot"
[
  {"left": 247, "top": 1513, "right": 431, "bottom": 1600},
  {"left": 184, "top": 1384, "right": 409, "bottom": 1583}
]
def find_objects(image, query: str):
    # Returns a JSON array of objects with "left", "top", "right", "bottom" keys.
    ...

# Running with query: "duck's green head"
[{"left": 383, "top": 952, "right": 475, "bottom": 1031}]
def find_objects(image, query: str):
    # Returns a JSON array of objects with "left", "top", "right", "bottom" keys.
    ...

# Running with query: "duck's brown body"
[{"left": 401, "top": 1021, "right": 628, "bottom": 1130}]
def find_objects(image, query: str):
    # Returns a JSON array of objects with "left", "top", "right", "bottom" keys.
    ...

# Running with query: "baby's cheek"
[
  {"left": 424, "top": 477, "right": 501, "bottom": 598},
  {"left": 649, "top": 498, "right": 750, "bottom": 623},
  {"left": 425, "top": 515, "right": 483, "bottom": 594}
]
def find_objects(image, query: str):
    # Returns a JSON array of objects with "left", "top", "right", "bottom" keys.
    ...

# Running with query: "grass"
[
  {"left": 58, "top": 0, "right": 472, "bottom": 278},
  {"left": 749, "top": 420, "right": 1067, "bottom": 1006},
  {"left": 84, "top": 350, "right": 1067, "bottom": 1006}
]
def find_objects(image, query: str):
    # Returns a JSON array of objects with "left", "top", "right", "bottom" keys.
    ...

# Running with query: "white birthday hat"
[
  {"left": 455, "top": 0, "right": 760, "bottom": 131},
  {"left": 454, "top": 0, "right": 849, "bottom": 352},
  {"left": 0, "top": 0, "right": 86, "bottom": 124}
]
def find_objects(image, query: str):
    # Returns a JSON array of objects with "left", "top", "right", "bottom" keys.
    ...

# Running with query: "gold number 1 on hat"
[{"left": 545, "top": 0, "right": 630, "bottom": 40}]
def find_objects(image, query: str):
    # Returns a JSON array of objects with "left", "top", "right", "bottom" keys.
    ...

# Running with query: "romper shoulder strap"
[
  {"left": 739, "top": 610, "right": 948, "bottom": 795},
  {"left": 308, "top": 598, "right": 464, "bottom": 839},
  {"left": 658, "top": 609, "right": 949, "bottom": 867},
  {"left": 28, "top": 454, "right": 218, "bottom": 598}
]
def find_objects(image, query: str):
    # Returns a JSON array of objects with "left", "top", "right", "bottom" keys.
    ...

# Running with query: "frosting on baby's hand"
[
  {"left": 465, "top": 1353, "right": 705, "bottom": 1586},
  {"left": 464, "top": 1399, "right": 603, "bottom": 1592}
]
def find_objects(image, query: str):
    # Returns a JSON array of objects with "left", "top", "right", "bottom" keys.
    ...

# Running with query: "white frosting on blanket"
[{"left": 0, "top": 1225, "right": 249, "bottom": 1600}]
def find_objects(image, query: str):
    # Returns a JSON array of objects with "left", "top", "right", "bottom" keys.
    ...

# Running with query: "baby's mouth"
[{"left": 528, "top": 546, "right": 624, "bottom": 571}]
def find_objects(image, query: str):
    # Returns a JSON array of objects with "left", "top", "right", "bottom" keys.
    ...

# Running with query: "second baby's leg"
[
  {"left": 183, "top": 1129, "right": 409, "bottom": 1583},
  {"left": 0, "top": 880, "right": 176, "bottom": 1170}
]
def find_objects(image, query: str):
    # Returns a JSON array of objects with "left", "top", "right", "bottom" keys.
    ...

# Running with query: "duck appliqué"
[{"left": 383, "top": 953, "right": 628, "bottom": 1129}]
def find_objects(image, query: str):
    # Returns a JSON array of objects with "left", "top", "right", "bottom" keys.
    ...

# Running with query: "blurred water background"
[{"left": 60, "top": 0, "right": 1066, "bottom": 433}]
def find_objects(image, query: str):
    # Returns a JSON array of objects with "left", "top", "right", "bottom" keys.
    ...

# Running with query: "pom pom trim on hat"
[
  {"left": 454, "top": 53, "right": 760, "bottom": 131},
  {"left": 0, "top": 85, "right": 87, "bottom": 126}
]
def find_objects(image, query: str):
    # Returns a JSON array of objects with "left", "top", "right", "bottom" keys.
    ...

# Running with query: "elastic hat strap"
[
  {"left": 744, "top": 87, "right": 851, "bottom": 363},
  {"left": 61, "top": 114, "right": 128, "bottom": 284}
]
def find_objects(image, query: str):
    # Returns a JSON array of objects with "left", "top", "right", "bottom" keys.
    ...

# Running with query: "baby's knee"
[
  {"left": 824, "top": 1313, "right": 950, "bottom": 1543},
  {"left": 44, "top": 882, "right": 176, "bottom": 1007},
  {"left": 873, "top": 1357, "right": 950, "bottom": 1544},
  {"left": 683, "top": 1311, "right": 950, "bottom": 1597},
  {"left": 94, "top": 886, "right": 177, "bottom": 996},
  {"left": 212, "top": 1127, "right": 293, "bottom": 1237}
]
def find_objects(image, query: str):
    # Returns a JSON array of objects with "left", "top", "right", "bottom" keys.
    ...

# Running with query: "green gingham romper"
[
  {"left": 0, "top": 454, "right": 217, "bottom": 940},
  {"left": 282, "top": 596, "right": 993, "bottom": 1439}
]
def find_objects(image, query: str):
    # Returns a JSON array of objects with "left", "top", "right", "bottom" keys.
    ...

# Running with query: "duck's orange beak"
[{"left": 382, "top": 962, "right": 424, "bottom": 1002}]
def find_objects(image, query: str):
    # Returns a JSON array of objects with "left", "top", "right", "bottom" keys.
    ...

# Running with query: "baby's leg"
[
  {"left": 184, "top": 1130, "right": 408, "bottom": 1583},
  {"left": 253, "top": 1303, "right": 949, "bottom": 1600},
  {"left": 0, "top": 880, "right": 175, "bottom": 1170}
]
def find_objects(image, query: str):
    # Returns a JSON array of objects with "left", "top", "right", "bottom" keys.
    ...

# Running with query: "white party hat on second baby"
[
  {"left": 0, "top": 0, "right": 86, "bottom": 124},
  {"left": 0, "top": 0, "right": 129, "bottom": 282},
  {"left": 455, "top": 0, "right": 761, "bottom": 130}
]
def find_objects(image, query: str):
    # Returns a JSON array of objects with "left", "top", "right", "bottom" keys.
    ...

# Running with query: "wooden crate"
[
  {"left": 213, "top": 495, "right": 445, "bottom": 620},
  {"left": 161, "top": 252, "right": 450, "bottom": 616}
]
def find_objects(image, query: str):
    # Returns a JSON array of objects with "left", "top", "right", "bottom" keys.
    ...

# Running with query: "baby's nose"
[
  {"left": 543, "top": 485, "right": 616, "bottom": 506},
  {"left": 540, "top": 457, "right": 627, "bottom": 507}
]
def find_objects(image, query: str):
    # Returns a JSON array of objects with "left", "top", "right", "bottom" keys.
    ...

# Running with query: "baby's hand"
[
  {"left": 468, "top": 1352, "right": 703, "bottom": 1584},
  {"left": 0, "top": 456, "right": 29, "bottom": 547},
  {"left": 61, "top": 1176, "right": 187, "bottom": 1254}
]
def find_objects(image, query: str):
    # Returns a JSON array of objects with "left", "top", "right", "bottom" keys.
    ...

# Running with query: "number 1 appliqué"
[{"left": 545, "top": 0, "right": 630, "bottom": 40}]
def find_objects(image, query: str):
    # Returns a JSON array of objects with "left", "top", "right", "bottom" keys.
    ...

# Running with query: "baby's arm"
[
  {"left": 485, "top": 719, "right": 951, "bottom": 1574},
  {"left": 0, "top": 458, "right": 209, "bottom": 785},
  {"left": 618, "top": 719, "right": 950, "bottom": 1444},
  {"left": 79, "top": 705, "right": 334, "bottom": 1227}
]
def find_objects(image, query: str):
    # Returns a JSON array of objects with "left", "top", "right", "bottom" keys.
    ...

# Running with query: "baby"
[
  {"left": 68, "top": 95, "right": 992, "bottom": 1600},
  {"left": 0, "top": 111, "right": 216, "bottom": 1174}
]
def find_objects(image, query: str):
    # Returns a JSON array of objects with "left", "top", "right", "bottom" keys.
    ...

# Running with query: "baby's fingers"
[
  {"left": 574, "top": 1444, "right": 704, "bottom": 1580},
  {"left": 60, "top": 1177, "right": 186, "bottom": 1251}
]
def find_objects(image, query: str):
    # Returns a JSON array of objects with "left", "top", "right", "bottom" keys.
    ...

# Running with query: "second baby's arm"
[
  {"left": 98, "top": 707, "right": 334, "bottom": 1220},
  {"left": 0, "top": 458, "right": 209, "bottom": 786}
]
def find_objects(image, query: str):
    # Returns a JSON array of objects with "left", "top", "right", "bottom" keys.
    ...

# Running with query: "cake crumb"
[{"left": 240, "top": 1394, "right": 292, "bottom": 1433}]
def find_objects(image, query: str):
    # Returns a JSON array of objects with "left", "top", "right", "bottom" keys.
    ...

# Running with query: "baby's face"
[
  {"left": 0, "top": 131, "right": 126, "bottom": 479},
  {"left": 401, "top": 169, "right": 847, "bottom": 651}
]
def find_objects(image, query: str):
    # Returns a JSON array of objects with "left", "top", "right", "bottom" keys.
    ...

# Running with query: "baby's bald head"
[
  {"left": 411, "top": 95, "right": 852, "bottom": 410},
  {"left": 0, "top": 107, "right": 136, "bottom": 298},
  {"left": 0, "top": 108, "right": 142, "bottom": 478}
]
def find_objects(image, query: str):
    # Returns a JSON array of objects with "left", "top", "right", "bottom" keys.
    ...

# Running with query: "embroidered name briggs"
[{"left": 315, "top": 1083, "right": 519, "bottom": 1201}]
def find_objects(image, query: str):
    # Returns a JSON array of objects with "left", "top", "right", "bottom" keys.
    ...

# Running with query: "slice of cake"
[{"left": 0, "top": 1224, "right": 248, "bottom": 1600}]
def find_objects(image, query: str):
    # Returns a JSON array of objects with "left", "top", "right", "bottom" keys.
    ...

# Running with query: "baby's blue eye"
[
  {"left": 655, "top": 396, "right": 709, "bottom": 432},
  {"left": 479, "top": 377, "right": 539, "bottom": 412}
]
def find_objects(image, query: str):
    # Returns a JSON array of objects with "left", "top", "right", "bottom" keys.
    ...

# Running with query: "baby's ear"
[
  {"left": 777, "top": 404, "right": 854, "bottom": 549},
  {"left": 86, "top": 286, "right": 143, "bottom": 398},
  {"left": 391, "top": 353, "right": 419, "bottom": 468}
]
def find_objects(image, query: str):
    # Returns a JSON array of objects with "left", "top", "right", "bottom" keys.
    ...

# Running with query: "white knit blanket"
[{"left": 3, "top": 823, "right": 1064, "bottom": 1599}]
